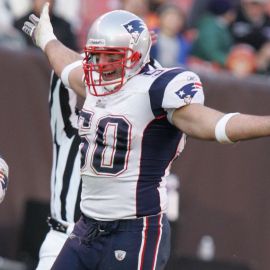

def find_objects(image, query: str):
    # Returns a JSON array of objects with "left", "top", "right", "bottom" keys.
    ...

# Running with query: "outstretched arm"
[
  {"left": 22, "top": 2, "right": 85, "bottom": 97},
  {"left": 172, "top": 103, "right": 270, "bottom": 143},
  {"left": 0, "top": 156, "right": 9, "bottom": 203},
  {"left": 44, "top": 40, "right": 85, "bottom": 97}
]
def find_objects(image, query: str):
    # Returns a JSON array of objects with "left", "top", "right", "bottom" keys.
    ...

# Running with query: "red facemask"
[{"left": 83, "top": 46, "right": 141, "bottom": 96}]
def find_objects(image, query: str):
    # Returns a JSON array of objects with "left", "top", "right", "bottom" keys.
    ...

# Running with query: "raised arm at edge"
[{"left": 44, "top": 40, "right": 86, "bottom": 97}]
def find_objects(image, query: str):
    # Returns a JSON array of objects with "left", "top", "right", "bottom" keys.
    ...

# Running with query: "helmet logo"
[{"left": 123, "top": 20, "right": 146, "bottom": 44}]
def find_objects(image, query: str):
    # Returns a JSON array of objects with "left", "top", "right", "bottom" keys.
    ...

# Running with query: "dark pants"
[{"left": 51, "top": 213, "right": 171, "bottom": 270}]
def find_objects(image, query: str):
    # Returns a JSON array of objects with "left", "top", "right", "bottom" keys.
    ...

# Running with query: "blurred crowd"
[{"left": 2, "top": 0, "right": 270, "bottom": 77}]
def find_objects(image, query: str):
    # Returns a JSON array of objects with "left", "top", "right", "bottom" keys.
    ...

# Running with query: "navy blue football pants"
[{"left": 51, "top": 213, "right": 171, "bottom": 270}]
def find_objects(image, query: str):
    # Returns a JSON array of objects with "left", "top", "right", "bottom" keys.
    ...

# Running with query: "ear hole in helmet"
[{"left": 131, "top": 52, "right": 141, "bottom": 62}]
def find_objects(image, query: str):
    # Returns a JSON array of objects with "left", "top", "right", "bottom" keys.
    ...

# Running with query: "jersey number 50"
[{"left": 79, "top": 110, "right": 132, "bottom": 176}]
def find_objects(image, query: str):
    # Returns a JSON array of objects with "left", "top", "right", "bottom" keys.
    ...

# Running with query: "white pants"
[{"left": 36, "top": 229, "right": 69, "bottom": 270}]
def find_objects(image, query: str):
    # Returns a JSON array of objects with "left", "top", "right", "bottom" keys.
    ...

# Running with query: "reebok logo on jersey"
[
  {"left": 175, "top": 82, "right": 201, "bottom": 104},
  {"left": 95, "top": 98, "right": 106, "bottom": 108},
  {"left": 114, "top": 250, "right": 126, "bottom": 261}
]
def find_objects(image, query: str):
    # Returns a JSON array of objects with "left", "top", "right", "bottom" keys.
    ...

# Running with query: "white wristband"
[
  {"left": 60, "top": 60, "right": 82, "bottom": 88},
  {"left": 215, "top": 113, "right": 239, "bottom": 144}
]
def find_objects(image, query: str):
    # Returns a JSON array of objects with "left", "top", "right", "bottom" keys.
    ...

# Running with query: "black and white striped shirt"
[{"left": 49, "top": 72, "right": 82, "bottom": 224}]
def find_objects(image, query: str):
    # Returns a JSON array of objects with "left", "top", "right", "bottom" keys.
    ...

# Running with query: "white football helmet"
[{"left": 83, "top": 10, "right": 152, "bottom": 96}]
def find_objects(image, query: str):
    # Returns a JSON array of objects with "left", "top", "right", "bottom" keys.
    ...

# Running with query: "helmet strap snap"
[{"left": 131, "top": 52, "right": 141, "bottom": 62}]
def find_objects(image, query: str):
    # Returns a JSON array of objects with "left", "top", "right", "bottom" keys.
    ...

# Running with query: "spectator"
[
  {"left": 0, "top": 0, "right": 13, "bottom": 26},
  {"left": 77, "top": 0, "right": 118, "bottom": 50},
  {"left": 226, "top": 43, "right": 257, "bottom": 77},
  {"left": 150, "top": 4, "right": 193, "bottom": 67},
  {"left": 149, "top": 0, "right": 167, "bottom": 11},
  {"left": 187, "top": 0, "right": 212, "bottom": 28},
  {"left": 14, "top": 0, "right": 78, "bottom": 51},
  {"left": 230, "top": 0, "right": 270, "bottom": 73},
  {"left": 0, "top": 0, "right": 26, "bottom": 50},
  {"left": 121, "top": 0, "right": 159, "bottom": 30},
  {"left": 190, "top": 0, "right": 236, "bottom": 69}
]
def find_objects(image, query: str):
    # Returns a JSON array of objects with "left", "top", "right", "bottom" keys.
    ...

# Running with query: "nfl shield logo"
[{"left": 114, "top": 250, "right": 127, "bottom": 261}]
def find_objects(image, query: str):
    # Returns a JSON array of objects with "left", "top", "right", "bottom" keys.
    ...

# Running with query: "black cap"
[{"left": 208, "top": 0, "right": 234, "bottom": 15}]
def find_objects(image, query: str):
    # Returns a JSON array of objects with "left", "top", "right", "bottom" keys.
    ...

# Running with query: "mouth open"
[{"left": 102, "top": 70, "right": 119, "bottom": 81}]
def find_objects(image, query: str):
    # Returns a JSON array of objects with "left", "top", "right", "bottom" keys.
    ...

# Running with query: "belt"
[
  {"left": 78, "top": 214, "right": 166, "bottom": 244},
  {"left": 81, "top": 213, "right": 165, "bottom": 232},
  {"left": 47, "top": 217, "right": 72, "bottom": 234}
]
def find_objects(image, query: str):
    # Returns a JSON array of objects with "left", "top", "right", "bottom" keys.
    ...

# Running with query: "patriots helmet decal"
[
  {"left": 175, "top": 82, "right": 202, "bottom": 104},
  {"left": 122, "top": 20, "right": 146, "bottom": 44}
]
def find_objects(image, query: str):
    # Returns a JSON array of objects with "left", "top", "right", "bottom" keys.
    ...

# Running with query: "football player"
[
  {"left": 0, "top": 156, "right": 9, "bottom": 204},
  {"left": 36, "top": 35, "right": 160, "bottom": 270},
  {"left": 22, "top": 3, "right": 270, "bottom": 270}
]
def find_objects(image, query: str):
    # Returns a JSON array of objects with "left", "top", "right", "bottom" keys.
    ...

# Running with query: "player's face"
[{"left": 93, "top": 52, "right": 125, "bottom": 81}]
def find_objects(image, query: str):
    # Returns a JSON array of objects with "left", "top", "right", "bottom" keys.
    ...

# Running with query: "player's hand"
[
  {"left": 22, "top": 2, "right": 57, "bottom": 51},
  {"left": 0, "top": 157, "right": 9, "bottom": 204}
]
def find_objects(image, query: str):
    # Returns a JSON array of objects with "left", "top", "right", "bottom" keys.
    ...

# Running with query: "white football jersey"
[{"left": 78, "top": 65, "right": 204, "bottom": 221}]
